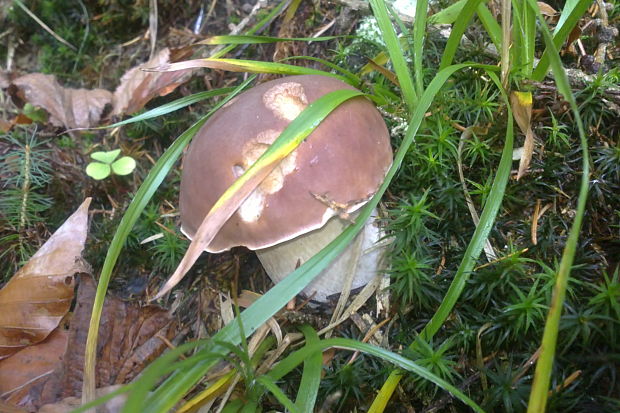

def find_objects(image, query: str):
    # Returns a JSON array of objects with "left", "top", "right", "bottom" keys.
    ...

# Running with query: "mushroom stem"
[{"left": 255, "top": 210, "right": 386, "bottom": 302}]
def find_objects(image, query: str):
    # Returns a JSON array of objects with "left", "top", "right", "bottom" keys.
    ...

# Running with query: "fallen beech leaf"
[
  {"left": 0, "top": 329, "right": 69, "bottom": 410},
  {"left": 0, "top": 198, "right": 91, "bottom": 360},
  {"left": 112, "top": 47, "right": 193, "bottom": 116},
  {"left": 11, "top": 74, "right": 112, "bottom": 129},
  {"left": 58, "top": 276, "right": 175, "bottom": 397},
  {"left": 0, "top": 400, "right": 28, "bottom": 413},
  {"left": 0, "top": 275, "right": 174, "bottom": 411},
  {"left": 510, "top": 91, "right": 535, "bottom": 180}
]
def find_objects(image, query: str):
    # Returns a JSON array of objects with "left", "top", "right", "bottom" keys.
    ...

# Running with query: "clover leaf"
[{"left": 86, "top": 149, "right": 136, "bottom": 180}]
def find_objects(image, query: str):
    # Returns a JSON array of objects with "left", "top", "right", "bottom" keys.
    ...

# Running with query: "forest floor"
[{"left": 1, "top": 0, "right": 619, "bottom": 412}]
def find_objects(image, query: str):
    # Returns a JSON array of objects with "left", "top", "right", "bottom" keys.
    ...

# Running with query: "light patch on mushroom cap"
[
  {"left": 262, "top": 82, "right": 308, "bottom": 121},
  {"left": 235, "top": 129, "right": 298, "bottom": 223}
]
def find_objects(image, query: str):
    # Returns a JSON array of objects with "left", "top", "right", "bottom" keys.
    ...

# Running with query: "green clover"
[{"left": 86, "top": 149, "right": 136, "bottom": 180}]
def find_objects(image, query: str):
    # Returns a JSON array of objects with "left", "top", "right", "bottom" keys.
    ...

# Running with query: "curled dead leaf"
[
  {"left": 0, "top": 198, "right": 91, "bottom": 360},
  {"left": 10, "top": 75, "right": 112, "bottom": 129},
  {"left": 112, "top": 47, "right": 193, "bottom": 116},
  {"left": 537, "top": 2, "right": 557, "bottom": 17},
  {"left": 510, "top": 91, "right": 535, "bottom": 180}
]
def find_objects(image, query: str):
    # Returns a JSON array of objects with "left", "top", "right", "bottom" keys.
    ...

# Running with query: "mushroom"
[{"left": 179, "top": 75, "right": 392, "bottom": 302}]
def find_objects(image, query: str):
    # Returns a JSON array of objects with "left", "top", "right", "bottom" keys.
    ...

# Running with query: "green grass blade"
[
  {"left": 294, "top": 325, "right": 322, "bottom": 411},
  {"left": 413, "top": 0, "right": 428, "bottom": 95},
  {"left": 256, "top": 376, "right": 300, "bottom": 413},
  {"left": 511, "top": 0, "right": 536, "bottom": 75},
  {"left": 525, "top": 0, "right": 590, "bottom": 411},
  {"left": 122, "top": 342, "right": 225, "bottom": 413},
  {"left": 266, "top": 338, "right": 485, "bottom": 413},
  {"left": 386, "top": 2, "right": 414, "bottom": 73},
  {"left": 209, "top": 0, "right": 289, "bottom": 59},
  {"left": 428, "top": 0, "right": 467, "bottom": 24},
  {"left": 511, "top": 0, "right": 526, "bottom": 72},
  {"left": 198, "top": 34, "right": 347, "bottom": 45},
  {"left": 135, "top": 63, "right": 494, "bottom": 413},
  {"left": 81, "top": 76, "right": 257, "bottom": 406},
  {"left": 102, "top": 88, "right": 235, "bottom": 128},
  {"left": 476, "top": 3, "right": 502, "bottom": 50},
  {"left": 522, "top": 0, "right": 536, "bottom": 74},
  {"left": 439, "top": 0, "right": 485, "bottom": 70},
  {"left": 281, "top": 55, "right": 361, "bottom": 87},
  {"left": 369, "top": 69, "right": 512, "bottom": 413},
  {"left": 531, "top": 0, "right": 592, "bottom": 81},
  {"left": 368, "top": 0, "right": 417, "bottom": 111},
  {"left": 155, "top": 57, "right": 350, "bottom": 83}
]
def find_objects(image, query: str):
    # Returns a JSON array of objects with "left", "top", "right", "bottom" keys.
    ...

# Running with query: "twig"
[{"left": 149, "top": 0, "right": 158, "bottom": 60}]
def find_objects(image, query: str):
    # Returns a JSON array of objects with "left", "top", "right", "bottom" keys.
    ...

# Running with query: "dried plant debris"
[{"left": 0, "top": 198, "right": 91, "bottom": 360}]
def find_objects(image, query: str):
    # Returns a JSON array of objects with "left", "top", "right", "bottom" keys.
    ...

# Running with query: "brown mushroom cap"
[{"left": 179, "top": 74, "right": 392, "bottom": 252}]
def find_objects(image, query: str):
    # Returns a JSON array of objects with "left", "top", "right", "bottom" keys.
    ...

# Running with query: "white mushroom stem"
[{"left": 255, "top": 209, "right": 386, "bottom": 302}]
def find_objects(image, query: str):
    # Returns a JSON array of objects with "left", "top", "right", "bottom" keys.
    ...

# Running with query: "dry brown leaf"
[
  {"left": 10, "top": 75, "right": 112, "bottom": 129},
  {"left": 0, "top": 198, "right": 91, "bottom": 361},
  {"left": 0, "top": 400, "right": 29, "bottom": 413},
  {"left": 112, "top": 47, "right": 193, "bottom": 116},
  {"left": 57, "top": 276, "right": 175, "bottom": 396},
  {"left": 510, "top": 91, "right": 535, "bottom": 180},
  {"left": 0, "top": 328, "right": 69, "bottom": 410},
  {"left": 366, "top": 59, "right": 400, "bottom": 87},
  {"left": 537, "top": 2, "right": 557, "bottom": 17},
  {"left": 0, "top": 275, "right": 175, "bottom": 411}
]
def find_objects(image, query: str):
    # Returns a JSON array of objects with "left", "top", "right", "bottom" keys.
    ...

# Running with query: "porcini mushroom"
[{"left": 180, "top": 75, "right": 392, "bottom": 302}]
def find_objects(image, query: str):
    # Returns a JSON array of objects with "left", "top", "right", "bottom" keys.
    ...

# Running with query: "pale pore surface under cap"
[
  {"left": 235, "top": 129, "right": 298, "bottom": 223},
  {"left": 262, "top": 82, "right": 308, "bottom": 121}
]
